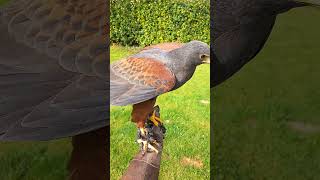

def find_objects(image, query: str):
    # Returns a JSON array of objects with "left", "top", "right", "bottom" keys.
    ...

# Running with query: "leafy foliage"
[
  {"left": 110, "top": 0, "right": 210, "bottom": 46},
  {"left": 0, "top": 0, "right": 10, "bottom": 6}
]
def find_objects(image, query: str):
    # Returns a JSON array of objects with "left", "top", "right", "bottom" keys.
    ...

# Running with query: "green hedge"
[
  {"left": 110, "top": 0, "right": 210, "bottom": 46},
  {"left": 0, "top": 0, "right": 10, "bottom": 6}
]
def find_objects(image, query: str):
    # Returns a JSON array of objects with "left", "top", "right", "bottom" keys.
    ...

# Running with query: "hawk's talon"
[
  {"left": 135, "top": 106, "right": 165, "bottom": 154},
  {"left": 137, "top": 138, "right": 159, "bottom": 154},
  {"left": 149, "top": 110, "right": 163, "bottom": 127},
  {"left": 136, "top": 126, "right": 160, "bottom": 154},
  {"left": 139, "top": 128, "right": 146, "bottom": 137}
]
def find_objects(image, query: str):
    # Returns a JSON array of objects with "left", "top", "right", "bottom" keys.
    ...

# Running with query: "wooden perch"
[{"left": 121, "top": 106, "right": 165, "bottom": 180}]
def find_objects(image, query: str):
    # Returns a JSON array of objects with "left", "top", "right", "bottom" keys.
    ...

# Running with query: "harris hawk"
[
  {"left": 0, "top": 0, "right": 108, "bottom": 179},
  {"left": 211, "top": 0, "right": 320, "bottom": 87},
  {"left": 110, "top": 40, "right": 210, "bottom": 153}
]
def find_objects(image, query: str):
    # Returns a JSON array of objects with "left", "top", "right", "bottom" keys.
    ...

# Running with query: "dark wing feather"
[
  {"left": 212, "top": 17, "right": 276, "bottom": 86},
  {"left": 2, "top": 0, "right": 107, "bottom": 77},
  {"left": 211, "top": 0, "right": 276, "bottom": 87},
  {"left": 211, "top": 0, "right": 307, "bottom": 87},
  {"left": 111, "top": 57, "right": 175, "bottom": 106},
  {"left": 0, "top": 0, "right": 108, "bottom": 141}
]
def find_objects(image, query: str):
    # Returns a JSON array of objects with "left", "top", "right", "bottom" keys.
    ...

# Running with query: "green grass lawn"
[
  {"left": 110, "top": 45, "right": 210, "bottom": 179},
  {"left": 0, "top": 140, "right": 70, "bottom": 179},
  {"left": 213, "top": 8, "right": 320, "bottom": 180}
]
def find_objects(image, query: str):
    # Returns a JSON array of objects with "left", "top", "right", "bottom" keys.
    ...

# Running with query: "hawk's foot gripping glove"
[{"left": 136, "top": 105, "right": 166, "bottom": 155}]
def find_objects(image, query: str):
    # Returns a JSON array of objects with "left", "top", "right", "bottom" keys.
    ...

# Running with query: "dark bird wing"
[
  {"left": 211, "top": 0, "right": 277, "bottom": 87},
  {"left": 111, "top": 57, "right": 175, "bottom": 106},
  {"left": 212, "top": 17, "right": 276, "bottom": 87},
  {"left": 0, "top": 0, "right": 108, "bottom": 140},
  {"left": 211, "top": 0, "right": 306, "bottom": 87}
]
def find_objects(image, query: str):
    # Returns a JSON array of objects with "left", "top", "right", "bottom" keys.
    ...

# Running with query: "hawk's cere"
[
  {"left": 0, "top": 0, "right": 108, "bottom": 179},
  {"left": 110, "top": 41, "right": 210, "bottom": 153},
  {"left": 211, "top": 0, "right": 320, "bottom": 87}
]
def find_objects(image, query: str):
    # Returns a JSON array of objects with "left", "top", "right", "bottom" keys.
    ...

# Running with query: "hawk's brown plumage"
[
  {"left": 111, "top": 43, "right": 184, "bottom": 129},
  {"left": 112, "top": 57, "right": 176, "bottom": 93},
  {"left": 111, "top": 41, "right": 210, "bottom": 131}
]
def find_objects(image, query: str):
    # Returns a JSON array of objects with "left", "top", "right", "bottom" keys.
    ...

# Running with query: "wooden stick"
[{"left": 121, "top": 106, "right": 165, "bottom": 180}]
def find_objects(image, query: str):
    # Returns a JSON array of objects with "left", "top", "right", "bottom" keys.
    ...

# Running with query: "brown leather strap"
[{"left": 68, "top": 127, "right": 109, "bottom": 180}]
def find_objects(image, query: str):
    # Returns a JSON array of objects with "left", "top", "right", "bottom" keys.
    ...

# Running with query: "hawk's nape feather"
[
  {"left": 110, "top": 57, "right": 175, "bottom": 106},
  {"left": 0, "top": 0, "right": 108, "bottom": 141},
  {"left": 141, "top": 42, "right": 184, "bottom": 52}
]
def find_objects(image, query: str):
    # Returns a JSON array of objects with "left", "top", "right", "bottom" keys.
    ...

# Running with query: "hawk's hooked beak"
[
  {"left": 295, "top": 0, "right": 320, "bottom": 6},
  {"left": 201, "top": 54, "right": 210, "bottom": 64}
]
